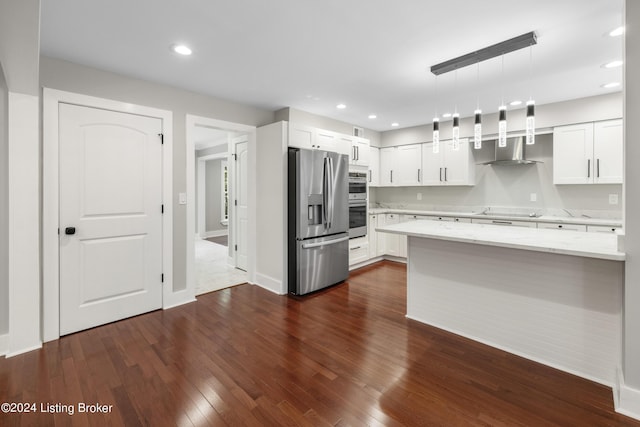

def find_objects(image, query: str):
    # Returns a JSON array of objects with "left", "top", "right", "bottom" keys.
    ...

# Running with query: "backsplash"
[{"left": 370, "top": 134, "right": 622, "bottom": 220}]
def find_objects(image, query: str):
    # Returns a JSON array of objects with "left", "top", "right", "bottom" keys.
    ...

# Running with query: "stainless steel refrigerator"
[{"left": 288, "top": 147, "right": 349, "bottom": 295}]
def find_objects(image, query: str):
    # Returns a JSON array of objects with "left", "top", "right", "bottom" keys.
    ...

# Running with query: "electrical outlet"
[
  {"left": 530, "top": 193, "right": 537, "bottom": 202},
  {"left": 609, "top": 194, "right": 619, "bottom": 205},
  {"left": 417, "top": 192, "right": 422, "bottom": 201},
  {"left": 179, "top": 192, "right": 187, "bottom": 205}
]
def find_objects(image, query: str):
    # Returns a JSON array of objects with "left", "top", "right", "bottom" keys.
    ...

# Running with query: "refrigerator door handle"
[
  {"left": 323, "top": 157, "right": 329, "bottom": 229},
  {"left": 302, "top": 235, "right": 349, "bottom": 249},
  {"left": 328, "top": 157, "right": 334, "bottom": 228}
]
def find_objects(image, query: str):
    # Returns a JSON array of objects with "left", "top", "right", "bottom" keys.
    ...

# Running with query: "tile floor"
[{"left": 195, "top": 238, "right": 248, "bottom": 296}]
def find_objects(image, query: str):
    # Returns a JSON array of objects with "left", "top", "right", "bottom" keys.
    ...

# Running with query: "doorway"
[{"left": 186, "top": 115, "right": 255, "bottom": 296}]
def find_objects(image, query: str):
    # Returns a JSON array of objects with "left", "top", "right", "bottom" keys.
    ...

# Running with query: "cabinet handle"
[
  {"left": 587, "top": 159, "right": 591, "bottom": 178},
  {"left": 444, "top": 167, "right": 448, "bottom": 182},
  {"left": 558, "top": 225, "right": 563, "bottom": 229},
  {"left": 439, "top": 167, "right": 443, "bottom": 182},
  {"left": 369, "top": 170, "right": 372, "bottom": 182},
  {"left": 418, "top": 168, "right": 421, "bottom": 182},
  {"left": 597, "top": 159, "right": 600, "bottom": 178},
  {"left": 356, "top": 146, "right": 359, "bottom": 160},
  {"left": 350, "top": 246, "right": 361, "bottom": 251},
  {"left": 492, "top": 220, "right": 512, "bottom": 225},
  {"left": 390, "top": 170, "right": 393, "bottom": 183}
]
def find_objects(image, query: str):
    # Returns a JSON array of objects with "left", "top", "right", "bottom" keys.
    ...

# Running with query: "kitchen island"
[{"left": 377, "top": 220, "right": 625, "bottom": 386}]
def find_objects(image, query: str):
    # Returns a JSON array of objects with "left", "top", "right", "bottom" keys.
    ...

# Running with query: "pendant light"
[
  {"left": 432, "top": 74, "right": 440, "bottom": 153},
  {"left": 452, "top": 113, "right": 460, "bottom": 151},
  {"left": 474, "top": 62, "right": 482, "bottom": 149},
  {"left": 452, "top": 69, "right": 460, "bottom": 151},
  {"left": 525, "top": 45, "right": 536, "bottom": 145},
  {"left": 498, "top": 55, "right": 507, "bottom": 148},
  {"left": 433, "top": 118, "right": 440, "bottom": 153},
  {"left": 474, "top": 110, "right": 482, "bottom": 149}
]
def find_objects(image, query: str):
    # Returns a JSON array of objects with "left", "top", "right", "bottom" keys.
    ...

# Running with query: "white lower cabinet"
[
  {"left": 379, "top": 213, "right": 402, "bottom": 257},
  {"left": 587, "top": 225, "right": 622, "bottom": 233},
  {"left": 472, "top": 218, "right": 537, "bottom": 228},
  {"left": 537, "top": 222, "right": 587, "bottom": 232},
  {"left": 368, "top": 214, "right": 378, "bottom": 258},
  {"left": 348, "top": 237, "right": 369, "bottom": 266}
]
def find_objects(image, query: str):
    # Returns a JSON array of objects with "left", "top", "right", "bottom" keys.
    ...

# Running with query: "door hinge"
[
  {"left": 235, "top": 244, "right": 238, "bottom": 251},
  {"left": 161, "top": 273, "right": 164, "bottom": 283},
  {"left": 161, "top": 204, "right": 164, "bottom": 214},
  {"left": 57, "top": 228, "right": 60, "bottom": 235},
  {"left": 158, "top": 133, "right": 164, "bottom": 144},
  {"left": 233, "top": 153, "right": 237, "bottom": 161}
]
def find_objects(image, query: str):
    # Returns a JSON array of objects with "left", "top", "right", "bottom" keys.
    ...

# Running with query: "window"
[{"left": 221, "top": 160, "right": 228, "bottom": 225}]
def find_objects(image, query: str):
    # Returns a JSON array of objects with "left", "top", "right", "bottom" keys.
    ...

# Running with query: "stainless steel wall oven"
[{"left": 348, "top": 171, "right": 367, "bottom": 238}]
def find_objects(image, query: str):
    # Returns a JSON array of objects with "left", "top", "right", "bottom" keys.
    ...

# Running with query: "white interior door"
[
  {"left": 59, "top": 103, "right": 163, "bottom": 335},
  {"left": 234, "top": 138, "right": 248, "bottom": 271}
]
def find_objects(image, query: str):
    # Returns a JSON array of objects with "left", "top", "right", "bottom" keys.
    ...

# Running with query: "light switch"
[
  {"left": 179, "top": 192, "right": 187, "bottom": 205},
  {"left": 530, "top": 193, "right": 537, "bottom": 202},
  {"left": 609, "top": 194, "right": 619, "bottom": 205}
]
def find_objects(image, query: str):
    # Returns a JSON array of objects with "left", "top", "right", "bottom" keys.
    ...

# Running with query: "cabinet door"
[
  {"left": 380, "top": 147, "right": 396, "bottom": 186},
  {"left": 376, "top": 214, "right": 387, "bottom": 256},
  {"left": 537, "top": 222, "right": 587, "bottom": 231},
  {"left": 382, "top": 213, "right": 401, "bottom": 256},
  {"left": 349, "top": 237, "right": 369, "bottom": 266},
  {"left": 444, "top": 138, "right": 475, "bottom": 186},
  {"left": 421, "top": 142, "right": 444, "bottom": 185},
  {"left": 289, "top": 124, "right": 315, "bottom": 150},
  {"left": 316, "top": 129, "right": 348, "bottom": 155},
  {"left": 368, "top": 215, "right": 378, "bottom": 258},
  {"left": 587, "top": 225, "right": 621, "bottom": 233},
  {"left": 553, "top": 123, "right": 594, "bottom": 184},
  {"left": 369, "top": 147, "right": 380, "bottom": 186},
  {"left": 353, "top": 138, "right": 370, "bottom": 166},
  {"left": 593, "top": 119, "right": 623, "bottom": 184},
  {"left": 472, "top": 218, "right": 537, "bottom": 228},
  {"left": 395, "top": 144, "right": 422, "bottom": 186}
]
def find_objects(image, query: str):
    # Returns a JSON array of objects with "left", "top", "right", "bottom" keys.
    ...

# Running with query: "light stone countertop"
[
  {"left": 377, "top": 220, "right": 625, "bottom": 261},
  {"left": 368, "top": 208, "right": 622, "bottom": 227}
]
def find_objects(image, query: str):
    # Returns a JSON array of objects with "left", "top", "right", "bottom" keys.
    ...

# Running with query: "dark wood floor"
[{"left": 1, "top": 261, "right": 638, "bottom": 426}]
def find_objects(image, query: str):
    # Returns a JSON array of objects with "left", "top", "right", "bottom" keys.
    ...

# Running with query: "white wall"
[
  {"left": 371, "top": 134, "right": 622, "bottom": 215},
  {"left": 40, "top": 56, "right": 275, "bottom": 292},
  {"left": 0, "top": 0, "right": 41, "bottom": 356},
  {"left": 204, "top": 159, "right": 226, "bottom": 233},
  {"left": 620, "top": 0, "right": 640, "bottom": 418},
  {"left": 0, "top": 65, "right": 8, "bottom": 338},
  {"left": 255, "top": 121, "right": 287, "bottom": 294},
  {"left": 276, "top": 107, "right": 382, "bottom": 146}
]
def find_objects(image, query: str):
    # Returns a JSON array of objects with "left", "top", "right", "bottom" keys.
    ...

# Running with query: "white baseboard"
[
  {"left": 203, "top": 230, "right": 228, "bottom": 239},
  {"left": 254, "top": 273, "right": 286, "bottom": 295},
  {"left": 5, "top": 342, "right": 42, "bottom": 358},
  {"left": 615, "top": 369, "right": 640, "bottom": 421},
  {"left": 0, "top": 334, "right": 8, "bottom": 356}
]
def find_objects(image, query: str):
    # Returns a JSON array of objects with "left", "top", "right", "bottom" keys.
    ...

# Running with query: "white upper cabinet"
[
  {"left": 593, "top": 119, "right": 623, "bottom": 184},
  {"left": 288, "top": 123, "right": 358, "bottom": 157},
  {"left": 553, "top": 119, "right": 622, "bottom": 185},
  {"left": 369, "top": 146, "right": 380, "bottom": 186},
  {"left": 421, "top": 138, "right": 475, "bottom": 186},
  {"left": 345, "top": 136, "right": 370, "bottom": 167},
  {"left": 379, "top": 144, "right": 422, "bottom": 186}
]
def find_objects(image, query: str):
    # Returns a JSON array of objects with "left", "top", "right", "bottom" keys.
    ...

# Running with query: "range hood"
[{"left": 482, "top": 136, "right": 541, "bottom": 166}]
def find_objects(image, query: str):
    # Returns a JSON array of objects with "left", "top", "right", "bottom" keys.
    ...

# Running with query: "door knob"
[{"left": 65, "top": 227, "right": 76, "bottom": 235}]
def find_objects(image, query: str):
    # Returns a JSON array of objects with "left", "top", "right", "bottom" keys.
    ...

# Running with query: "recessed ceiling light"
[
  {"left": 602, "top": 82, "right": 621, "bottom": 89},
  {"left": 509, "top": 100, "right": 523, "bottom": 106},
  {"left": 336, "top": 104, "right": 346, "bottom": 109},
  {"left": 391, "top": 122, "right": 399, "bottom": 127},
  {"left": 368, "top": 114, "right": 377, "bottom": 119},
  {"left": 609, "top": 26, "right": 625, "bottom": 37},
  {"left": 442, "top": 113, "right": 452, "bottom": 118},
  {"left": 603, "top": 60, "right": 623, "bottom": 69},
  {"left": 172, "top": 44, "right": 192, "bottom": 55}
]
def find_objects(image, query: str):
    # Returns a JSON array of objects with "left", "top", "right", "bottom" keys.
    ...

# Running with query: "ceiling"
[{"left": 39, "top": 0, "right": 624, "bottom": 132}]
